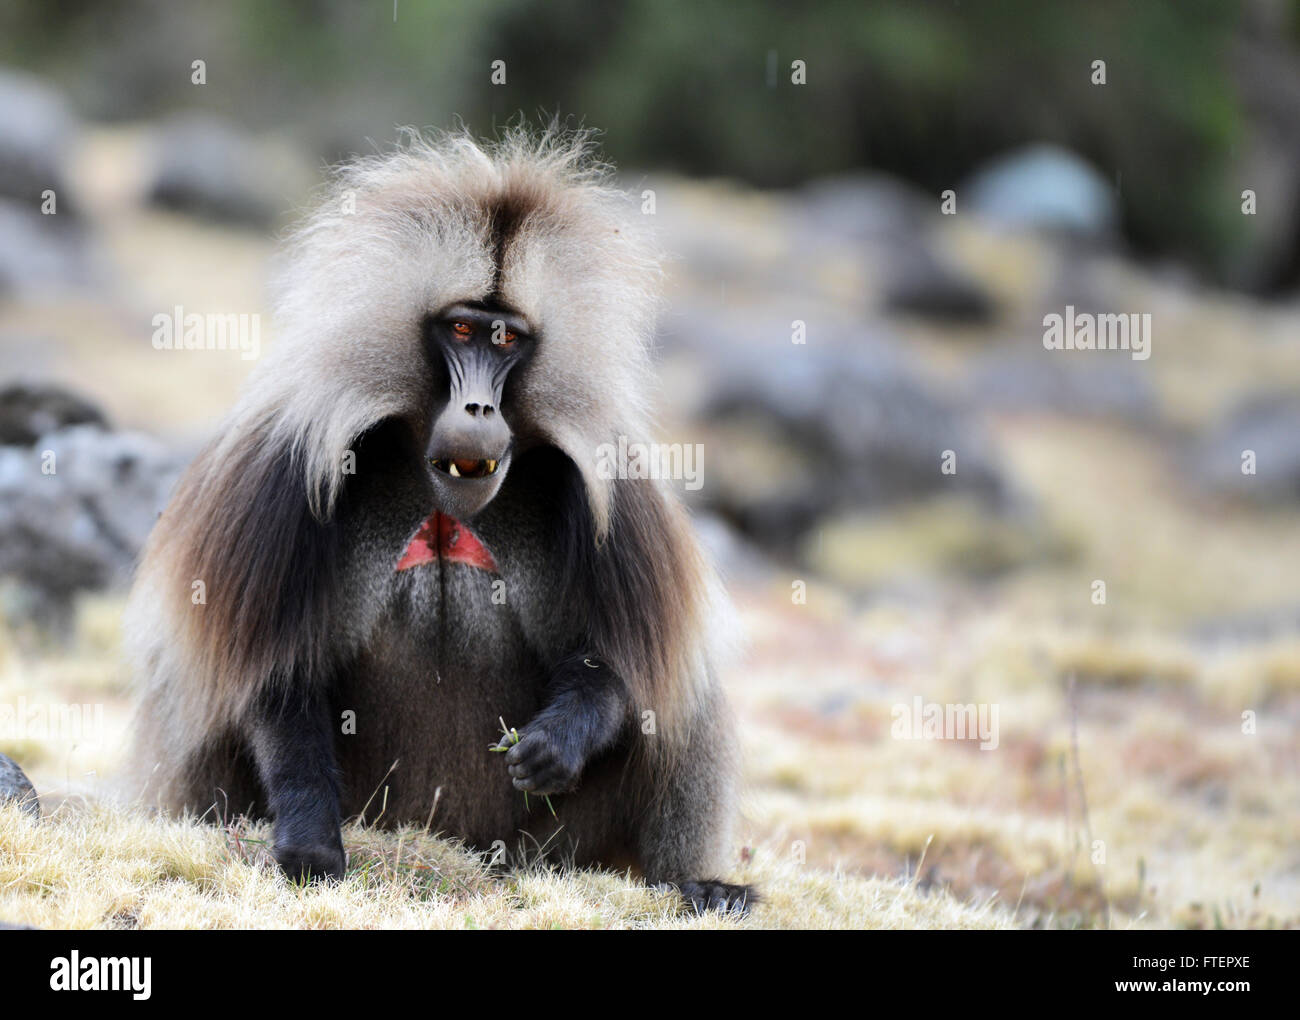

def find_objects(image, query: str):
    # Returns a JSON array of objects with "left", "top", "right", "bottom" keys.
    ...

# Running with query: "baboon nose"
[{"left": 464, "top": 402, "right": 495, "bottom": 417}]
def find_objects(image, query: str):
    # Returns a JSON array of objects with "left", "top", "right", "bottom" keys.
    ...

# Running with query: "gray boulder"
[
  {"left": 965, "top": 145, "right": 1118, "bottom": 240},
  {"left": 793, "top": 172, "right": 933, "bottom": 247},
  {"left": 0, "top": 752, "right": 38, "bottom": 820},
  {"left": 1192, "top": 393, "right": 1300, "bottom": 502},
  {"left": 0, "top": 72, "right": 95, "bottom": 296},
  {"left": 882, "top": 241, "right": 996, "bottom": 324},
  {"left": 0, "top": 201, "right": 97, "bottom": 295},
  {"left": 794, "top": 173, "right": 996, "bottom": 325},
  {"left": 661, "top": 311, "right": 1011, "bottom": 548},
  {"left": 0, "top": 69, "right": 79, "bottom": 212},
  {"left": 146, "top": 113, "right": 283, "bottom": 227},
  {"left": 0, "top": 393, "right": 185, "bottom": 632},
  {"left": 0, "top": 381, "right": 108, "bottom": 446}
]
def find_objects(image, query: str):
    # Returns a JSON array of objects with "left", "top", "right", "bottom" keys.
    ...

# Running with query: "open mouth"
[{"left": 429, "top": 457, "right": 500, "bottom": 480}]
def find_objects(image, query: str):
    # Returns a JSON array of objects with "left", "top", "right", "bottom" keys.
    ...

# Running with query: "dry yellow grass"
[{"left": 0, "top": 801, "right": 1013, "bottom": 930}]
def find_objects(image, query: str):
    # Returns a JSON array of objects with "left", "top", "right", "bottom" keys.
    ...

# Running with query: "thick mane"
[
  {"left": 248, "top": 125, "right": 663, "bottom": 535},
  {"left": 127, "top": 413, "right": 346, "bottom": 740},
  {"left": 546, "top": 447, "right": 724, "bottom": 759}
]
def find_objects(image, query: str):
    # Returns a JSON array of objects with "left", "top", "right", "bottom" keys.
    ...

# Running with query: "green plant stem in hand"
[{"left": 490, "top": 717, "right": 557, "bottom": 818}]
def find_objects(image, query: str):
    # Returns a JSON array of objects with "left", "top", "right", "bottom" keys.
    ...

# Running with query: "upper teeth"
[{"left": 432, "top": 458, "right": 500, "bottom": 478}]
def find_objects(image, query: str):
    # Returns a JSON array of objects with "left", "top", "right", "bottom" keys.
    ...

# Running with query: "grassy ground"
[{"left": 0, "top": 802, "right": 1012, "bottom": 930}]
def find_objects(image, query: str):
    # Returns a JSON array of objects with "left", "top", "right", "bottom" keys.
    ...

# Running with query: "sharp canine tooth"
[
  {"left": 449, "top": 462, "right": 461, "bottom": 478},
  {"left": 486, "top": 459, "right": 497, "bottom": 473}
]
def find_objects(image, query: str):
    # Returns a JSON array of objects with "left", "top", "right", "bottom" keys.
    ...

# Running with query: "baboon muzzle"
[
  {"left": 429, "top": 345, "right": 511, "bottom": 471},
  {"left": 425, "top": 343, "right": 513, "bottom": 518}
]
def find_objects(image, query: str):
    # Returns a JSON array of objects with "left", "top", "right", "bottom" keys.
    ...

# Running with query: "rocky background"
[{"left": 0, "top": 2, "right": 1298, "bottom": 928}]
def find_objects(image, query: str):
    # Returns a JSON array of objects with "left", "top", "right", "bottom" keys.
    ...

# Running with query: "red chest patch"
[{"left": 396, "top": 512, "right": 498, "bottom": 572}]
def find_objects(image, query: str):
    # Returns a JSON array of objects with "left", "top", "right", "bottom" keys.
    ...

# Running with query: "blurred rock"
[
  {"left": 965, "top": 145, "right": 1118, "bottom": 240},
  {"left": 0, "top": 201, "right": 97, "bottom": 294},
  {"left": 882, "top": 242, "right": 996, "bottom": 324},
  {"left": 145, "top": 114, "right": 285, "bottom": 227},
  {"left": 793, "top": 173, "right": 932, "bottom": 246},
  {"left": 0, "top": 397, "right": 184, "bottom": 633},
  {"left": 665, "top": 312, "right": 1011, "bottom": 548},
  {"left": 1192, "top": 393, "right": 1300, "bottom": 502},
  {"left": 968, "top": 346, "right": 1158, "bottom": 423},
  {"left": 0, "top": 752, "right": 39, "bottom": 820},
  {"left": 0, "top": 68, "right": 80, "bottom": 213},
  {"left": 0, "top": 73, "right": 96, "bottom": 295},
  {"left": 794, "top": 173, "right": 996, "bottom": 324},
  {"left": 0, "top": 381, "right": 108, "bottom": 446}
]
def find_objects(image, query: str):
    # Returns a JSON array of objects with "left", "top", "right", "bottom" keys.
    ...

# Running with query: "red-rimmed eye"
[
  {"left": 451, "top": 320, "right": 473, "bottom": 338},
  {"left": 498, "top": 330, "right": 518, "bottom": 347}
]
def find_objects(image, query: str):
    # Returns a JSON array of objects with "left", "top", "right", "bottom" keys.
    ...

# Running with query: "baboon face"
[{"left": 423, "top": 301, "right": 535, "bottom": 519}]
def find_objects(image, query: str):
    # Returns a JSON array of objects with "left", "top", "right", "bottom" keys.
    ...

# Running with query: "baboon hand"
[
  {"left": 496, "top": 721, "right": 584, "bottom": 795},
  {"left": 274, "top": 839, "right": 346, "bottom": 884}
]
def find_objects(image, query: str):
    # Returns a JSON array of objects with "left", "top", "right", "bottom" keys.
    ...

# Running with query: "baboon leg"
[
  {"left": 636, "top": 712, "right": 754, "bottom": 914},
  {"left": 249, "top": 687, "right": 345, "bottom": 882}
]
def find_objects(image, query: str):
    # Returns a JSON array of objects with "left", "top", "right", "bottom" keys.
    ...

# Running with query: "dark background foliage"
[{"left": 4, "top": 0, "right": 1299, "bottom": 291}]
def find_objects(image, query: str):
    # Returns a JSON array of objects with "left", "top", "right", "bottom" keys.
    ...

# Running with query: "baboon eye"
[
  {"left": 498, "top": 330, "right": 518, "bottom": 347},
  {"left": 451, "top": 320, "right": 473, "bottom": 338}
]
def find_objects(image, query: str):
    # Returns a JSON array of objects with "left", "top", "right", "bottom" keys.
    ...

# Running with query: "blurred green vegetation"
[{"left": 0, "top": 0, "right": 1286, "bottom": 282}]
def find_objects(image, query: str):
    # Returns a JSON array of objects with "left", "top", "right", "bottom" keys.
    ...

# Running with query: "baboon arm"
[
  {"left": 540, "top": 651, "right": 631, "bottom": 748},
  {"left": 249, "top": 686, "right": 345, "bottom": 881},
  {"left": 496, "top": 652, "right": 630, "bottom": 795}
]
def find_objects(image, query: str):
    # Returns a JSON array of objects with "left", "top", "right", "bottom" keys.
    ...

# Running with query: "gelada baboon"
[{"left": 123, "top": 128, "right": 752, "bottom": 912}]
